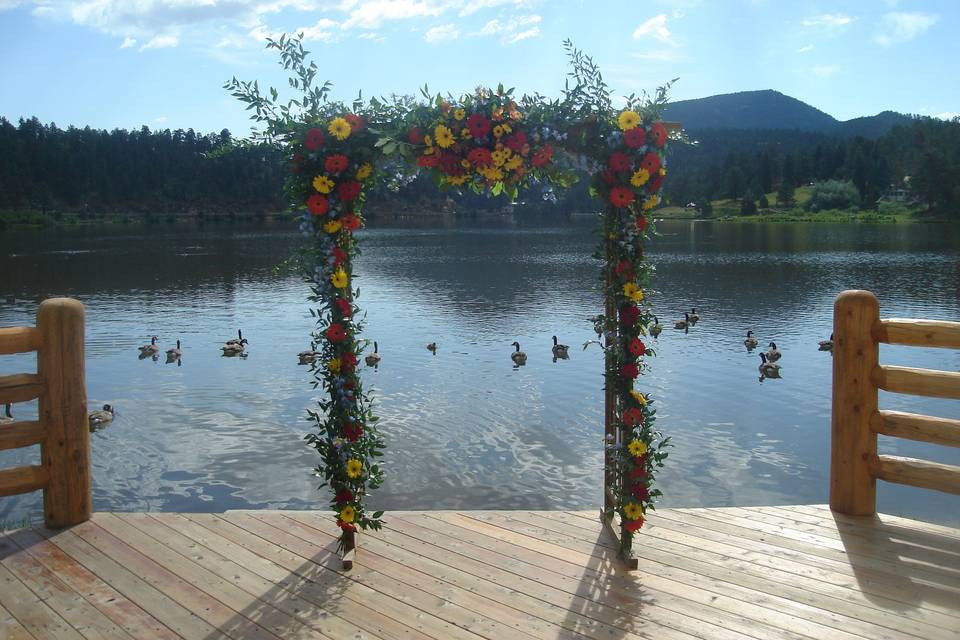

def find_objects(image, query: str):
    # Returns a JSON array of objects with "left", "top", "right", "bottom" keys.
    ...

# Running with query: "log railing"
[
  {"left": 0, "top": 298, "right": 90, "bottom": 527},
  {"left": 830, "top": 290, "right": 960, "bottom": 515}
]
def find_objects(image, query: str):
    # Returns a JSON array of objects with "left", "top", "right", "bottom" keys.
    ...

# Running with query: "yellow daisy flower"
[
  {"left": 618, "top": 110, "right": 641, "bottom": 131},
  {"left": 624, "top": 502, "right": 644, "bottom": 520},
  {"left": 478, "top": 166, "right": 504, "bottom": 181},
  {"left": 323, "top": 219, "right": 342, "bottom": 234},
  {"left": 328, "top": 117, "right": 351, "bottom": 141},
  {"left": 356, "top": 163, "right": 373, "bottom": 180},
  {"left": 493, "top": 124, "right": 505, "bottom": 138},
  {"left": 327, "top": 358, "right": 342, "bottom": 374},
  {"left": 630, "top": 390, "right": 647, "bottom": 406},
  {"left": 504, "top": 155, "right": 523, "bottom": 171},
  {"left": 424, "top": 134, "right": 432, "bottom": 147},
  {"left": 642, "top": 195, "right": 660, "bottom": 211},
  {"left": 491, "top": 149, "right": 509, "bottom": 167},
  {"left": 339, "top": 505, "right": 356, "bottom": 523},
  {"left": 447, "top": 175, "right": 469, "bottom": 185},
  {"left": 630, "top": 169, "right": 650, "bottom": 188},
  {"left": 453, "top": 108, "right": 466, "bottom": 121},
  {"left": 330, "top": 268, "right": 349, "bottom": 289},
  {"left": 501, "top": 123, "right": 512, "bottom": 134},
  {"left": 434, "top": 124, "right": 455, "bottom": 149},
  {"left": 461, "top": 128, "right": 472, "bottom": 139},
  {"left": 622, "top": 282, "right": 644, "bottom": 302},
  {"left": 628, "top": 439, "right": 648, "bottom": 457},
  {"left": 313, "top": 175, "right": 335, "bottom": 194},
  {"left": 346, "top": 458, "right": 363, "bottom": 478}
]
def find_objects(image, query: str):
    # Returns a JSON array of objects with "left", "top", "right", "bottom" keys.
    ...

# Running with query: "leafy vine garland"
[{"left": 227, "top": 35, "right": 673, "bottom": 554}]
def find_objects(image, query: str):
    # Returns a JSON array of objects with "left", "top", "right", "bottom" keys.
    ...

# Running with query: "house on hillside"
[{"left": 879, "top": 176, "right": 918, "bottom": 204}]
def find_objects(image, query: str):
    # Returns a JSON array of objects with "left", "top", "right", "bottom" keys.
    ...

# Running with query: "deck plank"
[{"left": 0, "top": 506, "right": 956, "bottom": 640}]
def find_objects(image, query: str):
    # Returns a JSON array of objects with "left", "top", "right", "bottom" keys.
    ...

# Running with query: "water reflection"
[{"left": 1, "top": 219, "right": 958, "bottom": 525}]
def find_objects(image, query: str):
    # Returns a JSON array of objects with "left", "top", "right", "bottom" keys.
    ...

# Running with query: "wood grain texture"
[
  {"left": 0, "top": 421, "right": 46, "bottom": 452},
  {"left": 872, "top": 410, "right": 960, "bottom": 448},
  {"left": 874, "top": 318, "right": 960, "bottom": 349},
  {"left": 874, "top": 365, "right": 960, "bottom": 400},
  {"left": 875, "top": 455, "right": 960, "bottom": 496},
  {"left": 0, "top": 465, "right": 49, "bottom": 498},
  {"left": 0, "top": 373, "right": 44, "bottom": 405},
  {"left": 0, "top": 326, "right": 40, "bottom": 355}
]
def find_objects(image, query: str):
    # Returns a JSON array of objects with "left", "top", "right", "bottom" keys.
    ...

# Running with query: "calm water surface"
[{"left": 1, "top": 219, "right": 958, "bottom": 525}]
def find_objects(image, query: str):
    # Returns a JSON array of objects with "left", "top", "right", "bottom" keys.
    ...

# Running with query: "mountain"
[{"left": 661, "top": 90, "right": 913, "bottom": 138}]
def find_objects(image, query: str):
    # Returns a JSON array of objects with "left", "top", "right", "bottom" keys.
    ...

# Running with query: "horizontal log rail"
[
  {"left": 0, "top": 420, "right": 45, "bottom": 451},
  {"left": 831, "top": 290, "right": 960, "bottom": 517},
  {"left": 874, "top": 455, "right": 960, "bottom": 496},
  {"left": 873, "top": 365, "right": 960, "bottom": 400},
  {"left": 0, "top": 326, "right": 41, "bottom": 355},
  {"left": 0, "top": 298, "right": 90, "bottom": 528},
  {"left": 874, "top": 318, "right": 960, "bottom": 349},
  {"left": 871, "top": 410, "right": 960, "bottom": 448},
  {"left": 0, "top": 464, "right": 49, "bottom": 498},
  {"left": 0, "top": 373, "right": 45, "bottom": 404}
]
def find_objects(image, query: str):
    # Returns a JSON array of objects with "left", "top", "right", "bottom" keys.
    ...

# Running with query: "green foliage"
[
  {"left": 740, "top": 190, "right": 757, "bottom": 216},
  {"left": 805, "top": 180, "right": 859, "bottom": 211},
  {"left": 758, "top": 193, "right": 769, "bottom": 209}
]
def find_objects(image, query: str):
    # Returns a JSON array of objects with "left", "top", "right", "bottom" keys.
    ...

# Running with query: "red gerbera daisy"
[
  {"left": 609, "top": 186, "right": 635, "bottom": 208},
  {"left": 466, "top": 113, "right": 491, "bottom": 138},
  {"left": 632, "top": 485, "right": 649, "bottom": 501},
  {"left": 629, "top": 339, "right": 646, "bottom": 357},
  {"left": 337, "top": 520, "right": 357, "bottom": 532},
  {"left": 640, "top": 153, "right": 661, "bottom": 175},
  {"left": 331, "top": 246, "right": 348, "bottom": 265},
  {"left": 344, "top": 114, "right": 365, "bottom": 132},
  {"left": 335, "top": 297, "right": 352, "bottom": 317},
  {"left": 467, "top": 147, "right": 492, "bottom": 167},
  {"left": 417, "top": 154, "right": 439, "bottom": 168},
  {"left": 306, "top": 194, "right": 329, "bottom": 216},
  {"left": 531, "top": 145, "right": 554, "bottom": 167},
  {"left": 337, "top": 180, "right": 362, "bottom": 202},
  {"left": 408, "top": 127, "right": 424, "bottom": 145},
  {"left": 609, "top": 151, "right": 632, "bottom": 173},
  {"left": 325, "top": 154, "right": 349, "bottom": 173},
  {"left": 304, "top": 128, "right": 324, "bottom": 151},
  {"left": 623, "top": 407, "right": 644, "bottom": 426},
  {"left": 629, "top": 464, "right": 647, "bottom": 480},
  {"left": 647, "top": 173, "right": 665, "bottom": 194},
  {"left": 505, "top": 131, "right": 527, "bottom": 153},
  {"left": 341, "top": 213, "right": 362, "bottom": 231},
  {"left": 614, "top": 260, "right": 634, "bottom": 280},
  {"left": 619, "top": 304, "right": 640, "bottom": 326},
  {"left": 635, "top": 215, "right": 648, "bottom": 232},
  {"left": 341, "top": 352, "right": 358, "bottom": 372},
  {"left": 326, "top": 323, "right": 347, "bottom": 342},
  {"left": 334, "top": 489, "right": 354, "bottom": 504},
  {"left": 343, "top": 422, "right": 363, "bottom": 442},
  {"left": 621, "top": 363, "right": 640, "bottom": 379},
  {"left": 439, "top": 151, "right": 461, "bottom": 175},
  {"left": 623, "top": 517, "right": 644, "bottom": 533},
  {"left": 650, "top": 122, "right": 668, "bottom": 148},
  {"left": 624, "top": 127, "right": 646, "bottom": 149}
]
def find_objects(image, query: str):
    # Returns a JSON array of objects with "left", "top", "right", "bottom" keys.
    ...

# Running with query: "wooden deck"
[{"left": 0, "top": 506, "right": 958, "bottom": 640}]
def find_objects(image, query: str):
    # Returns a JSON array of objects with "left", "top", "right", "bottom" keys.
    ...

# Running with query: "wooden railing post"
[
  {"left": 830, "top": 290, "right": 879, "bottom": 516},
  {"left": 37, "top": 298, "right": 90, "bottom": 528}
]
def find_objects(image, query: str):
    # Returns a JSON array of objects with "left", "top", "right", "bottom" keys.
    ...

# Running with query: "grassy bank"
[{"left": 0, "top": 209, "right": 286, "bottom": 229}]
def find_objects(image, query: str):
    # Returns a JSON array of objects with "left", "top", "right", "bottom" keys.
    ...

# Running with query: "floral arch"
[{"left": 229, "top": 36, "right": 676, "bottom": 568}]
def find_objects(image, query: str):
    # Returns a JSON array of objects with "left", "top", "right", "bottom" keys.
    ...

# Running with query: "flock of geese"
[{"left": 0, "top": 315, "right": 839, "bottom": 432}]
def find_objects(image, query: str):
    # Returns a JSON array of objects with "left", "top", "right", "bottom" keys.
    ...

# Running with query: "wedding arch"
[{"left": 228, "top": 35, "right": 676, "bottom": 568}]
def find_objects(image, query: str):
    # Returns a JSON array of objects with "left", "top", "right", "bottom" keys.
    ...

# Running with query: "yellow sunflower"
[
  {"left": 339, "top": 505, "right": 356, "bottom": 523},
  {"left": 618, "top": 110, "right": 641, "bottom": 131},
  {"left": 490, "top": 149, "right": 509, "bottom": 167},
  {"left": 478, "top": 166, "right": 504, "bottom": 181},
  {"left": 461, "top": 128, "right": 472, "bottom": 139},
  {"left": 453, "top": 108, "right": 466, "bottom": 121},
  {"left": 423, "top": 134, "right": 432, "bottom": 147},
  {"left": 327, "top": 358, "right": 342, "bottom": 374},
  {"left": 328, "top": 117, "right": 351, "bottom": 141},
  {"left": 630, "top": 169, "right": 650, "bottom": 188},
  {"left": 622, "top": 282, "right": 644, "bottom": 303},
  {"left": 630, "top": 390, "right": 647, "bottom": 406},
  {"left": 434, "top": 124, "right": 455, "bottom": 149},
  {"left": 492, "top": 124, "right": 505, "bottom": 138},
  {"left": 323, "top": 219, "right": 342, "bottom": 234},
  {"left": 504, "top": 155, "right": 523, "bottom": 171},
  {"left": 624, "top": 501, "right": 644, "bottom": 520},
  {"left": 642, "top": 195, "right": 660, "bottom": 211},
  {"left": 447, "top": 175, "right": 469, "bottom": 185},
  {"left": 313, "top": 175, "right": 335, "bottom": 194},
  {"left": 330, "top": 268, "right": 349, "bottom": 289},
  {"left": 627, "top": 439, "right": 648, "bottom": 457},
  {"left": 346, "top": 459, "right": 363, "bottom": 478},
  {"left": 356, "top": 163, "right": 373, "bottom": 180}
]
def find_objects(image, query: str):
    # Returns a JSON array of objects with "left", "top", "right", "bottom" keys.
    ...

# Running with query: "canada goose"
[
  {"left": 225, "top": 329, "right": 244, "bottom": 346},
  {"left": 138, "top": 336, "right": 160, "bottom": 355},
  {"left": 819, "top": 333, "right": 834, "bottom": 351},
  {"left": 766, "top": 342, "right": 782, "bottom": 363},
  {"left": 365, "top": 341, "right": 381, "bottom": 366},
  {"left": 166, "top": 340, "right": 182, "bottom": 358},
  {"left": 689, "top": 308, "right": 700, "bottom": 323},
  {"left": 511, "top": 341, "right": 527, "bottom": 366},
  {"left": 552, "top": 336, "right": 569, "bottom": 359},
  {"left": 298, "top": 342, "right": 319, "bottom": 364},
  {"left": 759, "top": 352, "right": 781, "bottom": 378},
  {"left": 222, "top": 339, "right": 248, "bottom": 356},
  {"left": 650, "top": 316, "right": 663, "bottom": 338},
  {"left": 744, "top": 331, "right": 759, "bottom": 349},
  {"left": 589, "top": 315, "right": 603, "bottom": 337},
  {"left": 427, "top": 342, "right": 437, "bottom": 353},
  {"left": 674, "top": 313, "right": 689, "bottom": 330},
  {"left": 0, "top": 403, "right": 12, "bottom": 424},
  {"left": 88, "top": 404, "right": 114, "bottom": 430}
]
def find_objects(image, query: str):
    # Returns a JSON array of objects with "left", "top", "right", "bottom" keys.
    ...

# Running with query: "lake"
[{"left": 1, "top": 218, "right": 959, "bottom": 525}]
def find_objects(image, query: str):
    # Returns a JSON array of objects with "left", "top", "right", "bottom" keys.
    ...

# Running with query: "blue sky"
[{"left": 0, "top": 0, "right": 956, "bottom": 137}]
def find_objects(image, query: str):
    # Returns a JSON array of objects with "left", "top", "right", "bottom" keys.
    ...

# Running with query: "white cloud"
[
  {"left": 632, "top": 14, "right": 673, "bottom": 45},
  {"left": 811, "top": 64, "right": 839, "bottom": 78},
  {"left": 797, "top": 44, "right": 814, "bottom": 53},
  {"left": 120, "top": 36, "right": 136, "bottom": 48},
  {"left": 802, "top": 13, "right": 855, "bottom": 28},
  {"left": 423, "top": 23, "right": 458, "bottom": 42},
  {"left": 474, "top": 13, "right": 539, "bottom": 44},
  {"left": 0, "top": 0, "right": 24, "bottom": 9},
  {"left": 139, "top": 34, "right": 178, "bottom": 51},
  {"left": 934, "top": 111, "right": 959, "bottom": 121},
  {"left": 341, "top": 0, "right": 446, "bottom": 29},
  {"left": 155, "top": 116, "right": 168, "bottom": 124},
  {"left": 358, "top": 31, "right": 384, "bottom": 42},
  {"left": 874, "top": 12, "right": 938, "bottom": 46},
  {"left": 459, "top": 0, "right": 525, "bottom": 16},
  {"left": 297, "top": 17, "right": 338, "bottom": 41}
]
